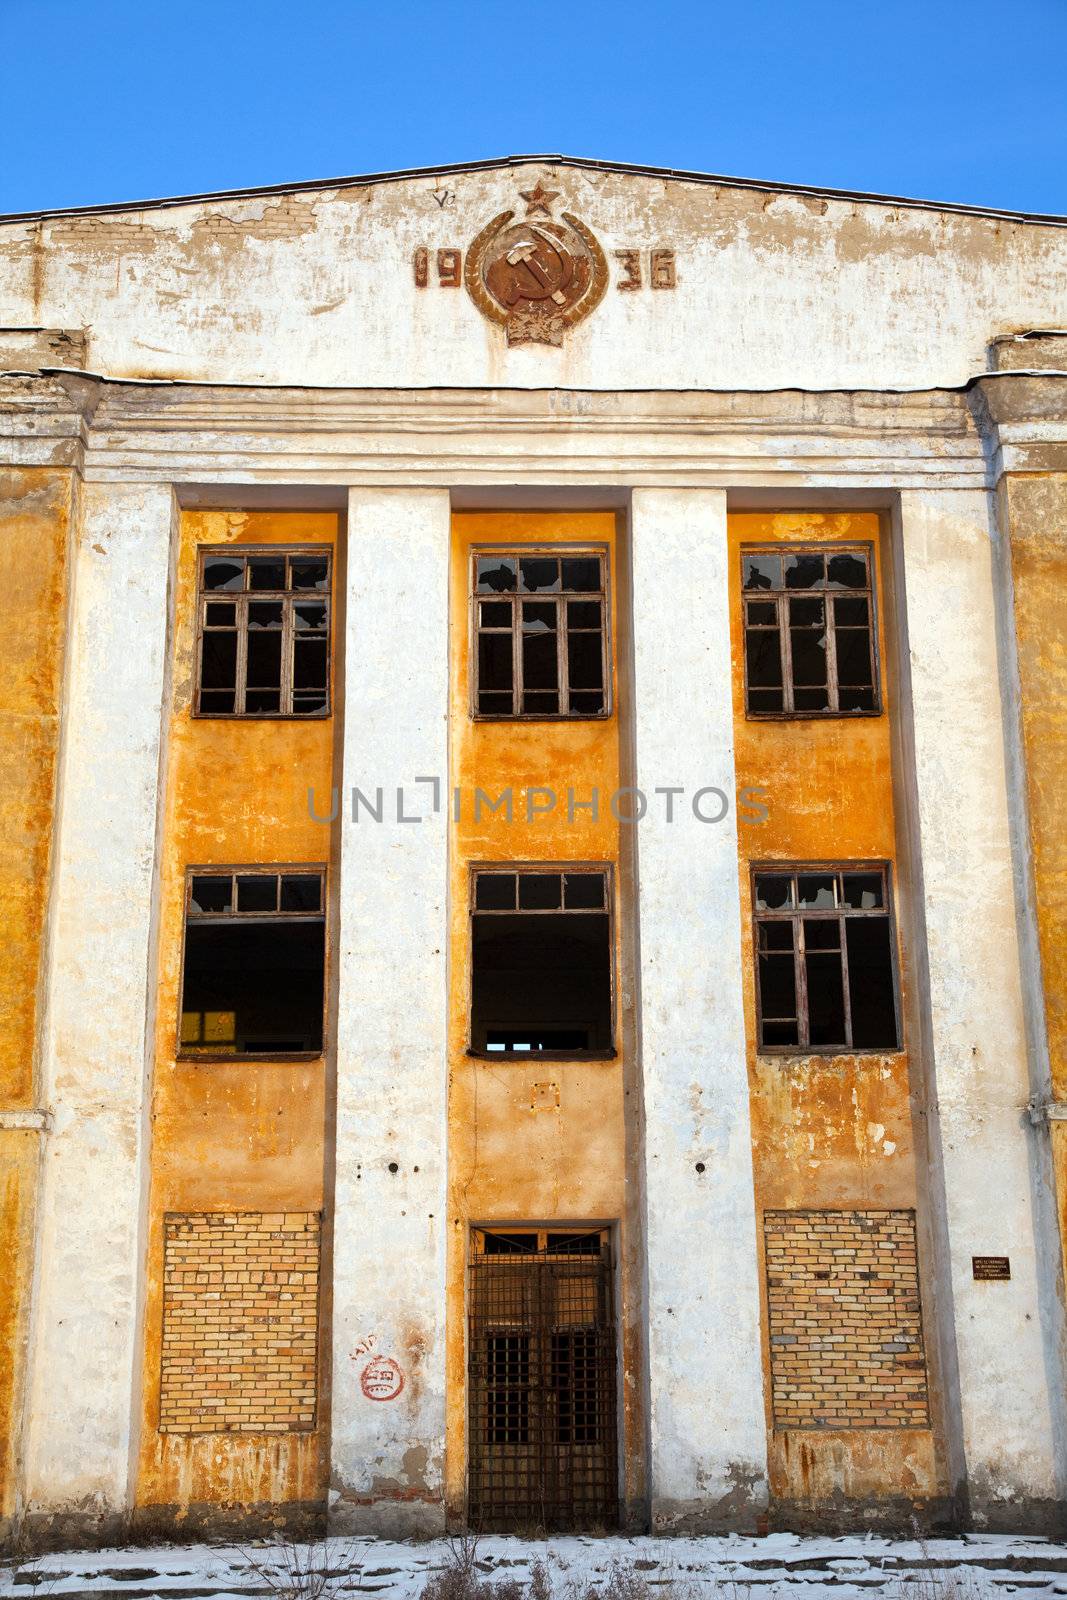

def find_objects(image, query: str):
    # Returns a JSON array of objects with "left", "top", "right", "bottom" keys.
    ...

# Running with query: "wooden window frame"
[
  {"left": 194, "top": 545, "right": 332, "bottom": 720},
  {"left": 177, "top": 863, "right": 328, "bottom": 1063},
  {"left": 741, "top": 542, "right": 882, "bottom": 720},
  {"left": 470, "top": 545, "right": 612, "bottom": 721},
  {"left": 751, "top": 860, "right": 901, "bottom": 1056},
  {"left": 467, "top": 863, "right": 617, "bottom": 1061},
  {"left": 470, "top": 1225, "right": 613, "bottom": 1258}
]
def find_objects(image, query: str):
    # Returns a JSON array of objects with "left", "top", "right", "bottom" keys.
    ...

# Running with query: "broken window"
[
  {"left": 741, "top": 545, "right": 880, "bottom": 717},
  {"left": 470, "top": 868, "right": 614, "bottom": 1057},
  {"left": 196, "top": 547, "right": 331, "bottom": 717},
  {"left": 472, "top": 549, "right": 609, "bottom": 718},
  {"left": 468, "top": 1227, "right": 618, "bottom": 1531},
  {"left": 752, "top": 864, "right": 899, "bottom": 1052},
  {"left": 180, "top": 868, "right": 326, "bottom": 1056}
]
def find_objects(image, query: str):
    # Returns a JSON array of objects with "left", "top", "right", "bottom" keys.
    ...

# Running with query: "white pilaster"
[
  {"left": 898, "top": 487, "right": 1062, "bottom": 1520},
  {"left": 631, "top": 487, "right": 768, "bottom": 1530},
  {"left": 330, "top": 488, "right": 450, "bottom": 1535},
  {"left": 23, "top": 482, "right": 175, "bottom": 1531}
]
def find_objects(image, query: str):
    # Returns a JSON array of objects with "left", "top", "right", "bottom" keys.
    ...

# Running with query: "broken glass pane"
[
  {"left": 755, "top": 874, "right": 794, "bottom": 910},
  {"left": 201, "top": 632, "right": 237, "bottom": 690},
  {"left": 827, "top": 551, "right": 869, "bottom": 589},
  {"left": 248, "top": 601, "right": 283, "bottom": 629},
  {"left": 746, "top": 629, "right": 783, "bottom": 690},
  {"left": 294, "top": 637, "right": 328, "bottom": 690},
  {"left": 842, "top": 873, "right": 884, "bottom": 910},
  {"left": 789, "top": 627, "right": 828, "bottom": 687},
  {"left": 520, "top": 557, "right": 560, "bottom": 592},
  {"left": 798, "top": 874, "right": 837, "bottom": 909},
  {"left": 742, "top": 553, "right": 781, "bottom": 591},
  {"left": 523, "top": 630, "right": 558, "bottom": 691},
  {"left": 522, "top": 690, "right": 560, "bottom": 715},
  {"left": 294, "top": 602, "right": 327, "bottom": 631},
  {"left": 835, "top": 628, "right": 873, "bottom": 687},
  {"left": 568, "top": 690, "right": 604, "bottom": 714},
  {"left": 806, "top": 951, "right": 847, "bottom": 1045},
  {"left": 204, "top": 602, "right": 236, "bottom": 628},
  {"left": 834, "top": 596, "right": 869, "bottom": 626},
  {"left": 289, "top": 557, "right": 329, "bottom": 591},
  {"left": 480, "top": 601, "right": 511, "bottom": 628},
  {"left": 522, "top": 601, "right": 556, "bottom": 633},
  {"left": 247, "top": 631, "right": 282, "bottom": 688},
  {"left": 191, "top": 875, "right": 232, "bottom": 914},
  {"left": 784, "top": 552, "right": 825, "bottom": 590},
  {"left": 203, "top": 558, "right": 244, "bottom": 591},
  {"left": 479, "top": 633, "right": 512, "bottom": 693},
  {"left": 746, "top": 600, "right": 777, "bottom": 626},
  {"left": 789, "top": 597, "right": 824, "bottom": 628},
  {"left": 477, "top": 557, "right": 518, "bottom": 593}
]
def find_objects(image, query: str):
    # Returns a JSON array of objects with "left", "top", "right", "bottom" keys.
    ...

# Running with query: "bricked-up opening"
[
  {"left": 159, "top": 1211, "right": 321, "bottom": 1434},
  {"left": 468, "top": 1228, "right": 619, "bottom": 1532},
  {"left": 470, "top": 868, "right": 613, "bottom": 1057},
  {"left": 763, "top": 1209, "right": 929, "bottom": 1428},
  {"left": 753, "top": 864, "right": 899, "bottom": 1052},
  {"left": 180, "top": 868, "right": 326, "bottom": 1056}
]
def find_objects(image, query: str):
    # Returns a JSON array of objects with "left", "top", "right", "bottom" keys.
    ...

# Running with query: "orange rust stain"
[
  {"left": 0, "top": 467, "right": 72, "bottom": 1522},
  {"left": 729, "top": 511, "right": 942, "bottom": 1507},
  {"left": 137, "top": 511, "right": 336, "bottom": 1512},
  {"left": 1002, "top": 477, "right": 1067, "bottom": 1099},
  {"left": 445, "top": 512, "right": 642, "bottom": 1514},
  {"left": 0, "top": 1133, "right": 38, "bottom": 1522},
  {"left": 0, "top": 469, "right": 72, "bottom": 1110}
]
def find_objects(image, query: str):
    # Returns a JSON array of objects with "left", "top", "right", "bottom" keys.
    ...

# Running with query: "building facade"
[{"left": 1, "top": 155, "right": 1066, "bottom": 1545}]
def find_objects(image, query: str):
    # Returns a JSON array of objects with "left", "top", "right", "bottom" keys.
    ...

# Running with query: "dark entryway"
[{"left": 467, "top": 1228, "right": 619, "bottom": 1532}]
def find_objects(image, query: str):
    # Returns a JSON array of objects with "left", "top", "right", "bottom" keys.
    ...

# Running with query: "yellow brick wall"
[
  {"left": 159, "top": 1212, "right": 321, "bottom": 1435},
  {"left": 764, "top": 1209, "right": 929, "bottom": 1430}
]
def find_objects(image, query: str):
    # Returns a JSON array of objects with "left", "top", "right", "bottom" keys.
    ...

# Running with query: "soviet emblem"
[{"left": 464, "top": 188, "right": 609, "bottom": 347}]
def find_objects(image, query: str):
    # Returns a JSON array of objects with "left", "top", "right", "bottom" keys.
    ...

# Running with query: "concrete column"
[
  {"left": 22, "top": 482, "right": 176, "bottom": 1540},
  {"left": 630, "top": 488, "right": 768, "bottom": 1531},
  {"left": 896, "top": 487, "right": 1064, "bottom": 1527},
  {"left": 330, "top": 488, "right": 450, "bottom": 1535}
]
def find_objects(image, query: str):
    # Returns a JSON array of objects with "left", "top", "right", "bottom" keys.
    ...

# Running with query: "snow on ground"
[{"left": 4, "top": 1534, "right": 1067, "bottom": 1600}]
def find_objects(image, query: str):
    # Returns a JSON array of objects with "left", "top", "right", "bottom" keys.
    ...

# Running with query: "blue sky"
[{"left": 4, "top": 0, "right": 1066, "bottom": 216}]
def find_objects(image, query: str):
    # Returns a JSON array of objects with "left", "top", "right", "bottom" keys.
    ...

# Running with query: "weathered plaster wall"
[
  {"left": 331, "top": 489, "right": 449, "bottom": 1536},
  {"left": 134, "top": 511, "right": 337, "bottom": 1532},
  {"left": 896, "top": 488, "right": 1063, "bottom": 1527},
  {"left": 632, "top": 489, "right": 768, "bottom": 1531},
  {"left": 0, "top": 466, "right": 72, "bottom": 1530},
  {"left": 1, "top": 163, "right": 1065, "bottom": 391},
  {"left": 22, "top": 482, "right": 175, "bottom": 1542},
  {"left": 444, "top": 510, "right": 647, "bottom": 1523},
  {"left": 729, "top": 511, "right": 946, "bottom": 1526}
]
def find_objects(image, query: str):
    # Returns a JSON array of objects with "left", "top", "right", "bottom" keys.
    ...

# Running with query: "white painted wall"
[
  {"left": 330, "top": 488, "right": 450, "bottom": 1535},
  {"left": 23, "top": 482, "right": 175, "bottom": 1525},
  {"left": 631, "top": 488, "right": 768, "bottom": 1530},
  {"left": 1, "top": 164, "right": 1065, "bottom": 392},
  {"left": 897, "top": 488, "right": 1063, "bottom": 1517}
]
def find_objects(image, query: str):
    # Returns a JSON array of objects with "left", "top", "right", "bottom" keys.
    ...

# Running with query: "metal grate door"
[{"left": 467, "top": 1231, "right": 619, "bottom": 1532}]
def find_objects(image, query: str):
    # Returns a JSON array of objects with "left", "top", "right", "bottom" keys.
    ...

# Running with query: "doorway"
[{"left": 467, "top": 1227, "right": 619, "bottom": 1531}]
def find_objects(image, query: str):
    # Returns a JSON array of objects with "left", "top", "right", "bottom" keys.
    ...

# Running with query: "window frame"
[
  {"left": 741, "top": 541, "right": 883, "bottom": 720},
  {"left": 469, "top": 545, "right": 613, "bottom": 721},
  {"left": 177, "top": 862, "right": 328, "bottom": 1063},
  {"left": 193, "top": 545, "right": 333, "bottom": 721},
  {"left": 750, "top": 860, "right": 901, "bottom": 1056},
  {"left": 467, "top": 862, "right": 617, "bottom": 1061}
]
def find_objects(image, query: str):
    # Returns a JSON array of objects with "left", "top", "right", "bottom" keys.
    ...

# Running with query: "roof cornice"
[{"left": 2, "top": 152, "right": 1065, "bottom": 228}]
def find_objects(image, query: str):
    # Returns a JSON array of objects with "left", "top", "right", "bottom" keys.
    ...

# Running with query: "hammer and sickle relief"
[{"left": 465, "top": 206, "right": 608, "bottom": 346}]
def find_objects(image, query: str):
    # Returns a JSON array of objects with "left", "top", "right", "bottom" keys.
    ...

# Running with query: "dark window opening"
[
  {"left": 473, "top": 549, "right": 609, "bottom": 718},
  {"left": 471, "top": 870, "right": 613, "bottom": 1057},
  {"left": 180, "top": 869, "right": 326, "bottom": 1056},
  {"left": 753, "top": 864, "right": 898, "bottom": 1053},
  {"left": 741, "top": 545, "right": 880, "bottom": 718},
  {"left": 196, "top": 547, "right": 331, "bottom": 718}
]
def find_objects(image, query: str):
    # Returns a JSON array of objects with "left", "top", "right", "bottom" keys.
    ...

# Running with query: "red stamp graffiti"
[{"left": 360, "top": 1356, "right": 404, "bottom": 1402}]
